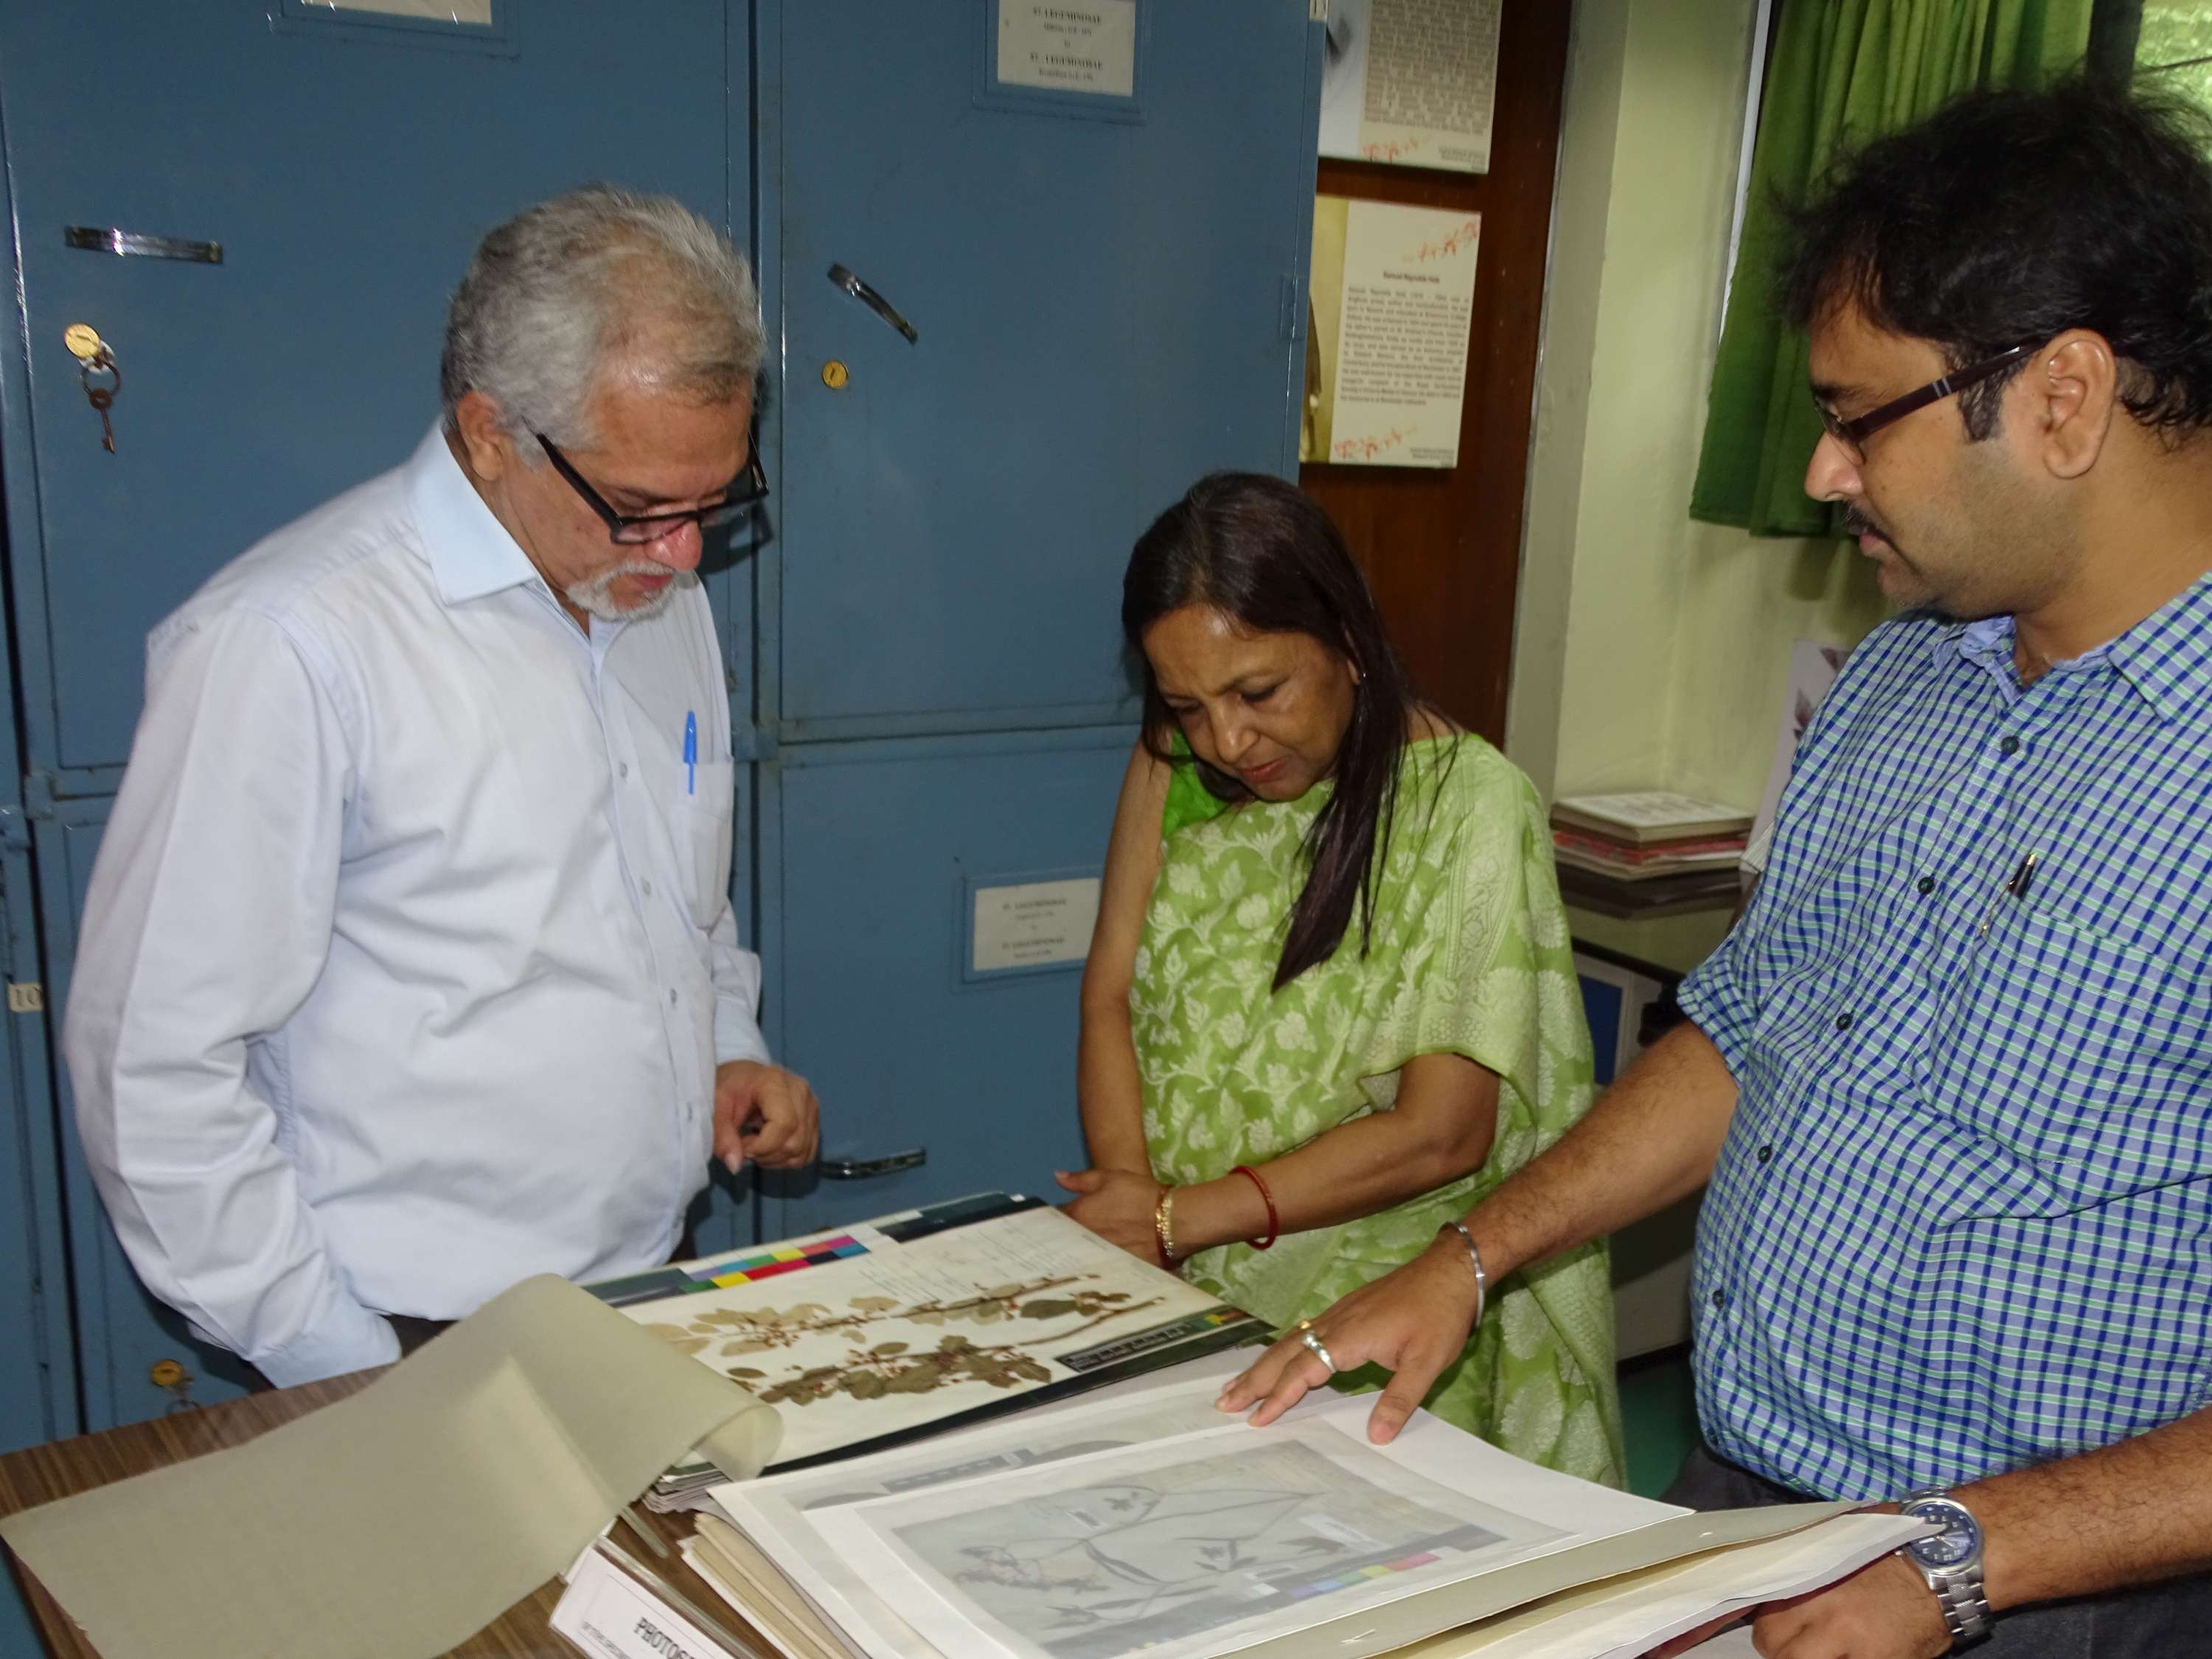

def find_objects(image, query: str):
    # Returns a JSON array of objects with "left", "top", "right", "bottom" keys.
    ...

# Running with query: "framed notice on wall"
[
  {"left": 1318, "top": 0, "right": 1502, "bottom": 173},
  {"left": 1302, "top": 196, "right": 1480, "bottom": 469}
]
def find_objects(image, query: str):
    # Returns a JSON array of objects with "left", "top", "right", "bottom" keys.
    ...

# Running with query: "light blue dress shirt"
[
  {"left": 1680, "top": 578, "right": 2212, "bottom": 1499},
  {"left": 63, "top": 427, "right": 772, "bottom": 1386}
]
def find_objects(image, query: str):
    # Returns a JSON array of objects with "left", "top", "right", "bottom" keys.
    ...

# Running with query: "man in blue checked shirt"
[{"left": 1224, "top": 82, "right": 2212, "bottom": 1659}]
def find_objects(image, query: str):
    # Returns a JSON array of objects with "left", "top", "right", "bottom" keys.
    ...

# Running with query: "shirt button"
[
  {"left": 1916, "top": 875, "right": 1936, "bottom": 896},
  {"left": 1756, "top": 1145, "right": 1773, "bottom": 1164},
  {"left": 669, "top": 989, "right": 679, "bottom": 1006},
  {"left": 1711, "top": 1290, "right": 1728, "bottom": 1311},
  {"left": 619, "top": 762, "right": 630, "bottom": 778},
  {"left": 2000, "top": 735, "right": 2020, "bottom": 756},
  {"left": 1834, "top": 1011, "right": 1854, "bottom": 1031},
  {"left": 641, "top": 880, "right": 653, "bottom": 897}
]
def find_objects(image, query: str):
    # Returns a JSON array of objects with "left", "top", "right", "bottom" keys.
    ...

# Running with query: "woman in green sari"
[{"left": 1060, "top": 473, "right": 1621, "bottom": 1485}]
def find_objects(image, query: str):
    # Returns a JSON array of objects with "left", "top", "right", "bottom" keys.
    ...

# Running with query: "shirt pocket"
[
  {"left": 678, "top": 756, "right": 735, "bottom": 931},
  {"left": 1924, "top": 903, "right": 2171, "bottom": 1206}
]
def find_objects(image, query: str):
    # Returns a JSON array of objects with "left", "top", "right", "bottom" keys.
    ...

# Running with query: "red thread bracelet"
[{"left": 1231, "top": 1164, "right": 1279, "bottom": 1250}]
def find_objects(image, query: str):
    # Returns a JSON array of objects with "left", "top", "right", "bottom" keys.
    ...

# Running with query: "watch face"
[
  {"left": 1905, "top": 1498, "right": 1980, "bottom": 1567},
  {"left": 1912, "top": 1528, "right": 1978, "bottom": 1567}
]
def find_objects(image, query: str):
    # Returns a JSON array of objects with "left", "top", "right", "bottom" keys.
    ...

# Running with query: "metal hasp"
[
  {"left": 65, "top": 227, "right": 224, "bottom": 264},
  {"left": 819, "top": 1147, "right": 927, "bottom": 1180},
  {"left": 827, "top": 263, "right": 917, "bottom": 343}
]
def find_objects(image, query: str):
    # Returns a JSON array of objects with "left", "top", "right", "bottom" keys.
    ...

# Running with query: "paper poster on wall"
[
  {"left": 1302, "top": 196, "right": 1480, "bottom": 469},
  {"left": 1318, "top": 0, "right": 1501, "bottom": 173},
  {"left": 997, "top": 1, "right": 1138, "bottom": 98}
]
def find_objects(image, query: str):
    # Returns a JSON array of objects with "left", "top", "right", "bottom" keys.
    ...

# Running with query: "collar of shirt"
[
  {"left": 403, "top": 422, "right": 559, "bottom": 607},
  {"left": 1934, "top": 569, "right": 2212, "bottom": 719}
]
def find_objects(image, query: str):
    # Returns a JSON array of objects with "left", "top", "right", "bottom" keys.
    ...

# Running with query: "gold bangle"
[{"left": 1153, "top": 1187, "right": 1178, "bottom": 1266}]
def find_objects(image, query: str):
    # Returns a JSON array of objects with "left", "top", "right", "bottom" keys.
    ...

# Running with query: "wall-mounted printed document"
[
  {"left": 1318, "top": 0, "right": 1502, "bottom": 173},
  {"left": 1303, "top": 196, "right": 1480, "bottom": 469}
]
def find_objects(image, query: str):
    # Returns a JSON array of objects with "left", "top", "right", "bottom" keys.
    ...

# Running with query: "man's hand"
[
  {"left": 1649, "top": 1555, "right": 1950, "bottom": 1658},
  {"left": 1054, "top": 1166, "right": 1166, "bottom": 1262},
  {"left": 712, "top": 1061, "right": 820, "bottom": 1174},
  {"left": 1216, "top": 1234, "right": 1479, "bottom": 1441}
]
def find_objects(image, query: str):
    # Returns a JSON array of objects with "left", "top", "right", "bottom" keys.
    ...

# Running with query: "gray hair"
[{"left": 439, "top": 185, "right": 763, "bottom": 452}]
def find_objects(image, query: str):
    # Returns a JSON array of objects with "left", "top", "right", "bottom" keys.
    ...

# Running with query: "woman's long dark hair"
[{"left": 1122, "top": 473, "right": 1435, "bottom": 991}]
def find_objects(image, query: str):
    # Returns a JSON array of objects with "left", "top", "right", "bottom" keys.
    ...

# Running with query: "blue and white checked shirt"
[{"left": 1679, "top": 574, "right": 2212, "bottom": 1500}]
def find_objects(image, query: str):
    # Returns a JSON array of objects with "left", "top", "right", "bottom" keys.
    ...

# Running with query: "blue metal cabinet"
[
  {"left": 762, "top": 1, "right": 1321, "bottom": 741},
  {"left": 752, "top": 1, "right": 1325, "bottom": 1242},
  {"left": 0, "top": 851, "right": 69, "bottom": 1456},
  {"left": 0, "top": 0, "right": 758, "bottom": 1427},
  {"left": 0, "top": 0, "right": 1324, "bottom": 1436},
  {"left": 760, "top": 731, "right": 1136, "bottom": 1234},
  {"left": 32, "top": 804, "right": 257, "bottom": 1429},
  {"left": 0, "top": 0, "right": 744, "bottom": 787}
]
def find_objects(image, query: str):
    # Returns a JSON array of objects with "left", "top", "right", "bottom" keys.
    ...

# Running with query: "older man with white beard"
[{"left": 63, "top": 187, "right": 818, "bottom": 1388}]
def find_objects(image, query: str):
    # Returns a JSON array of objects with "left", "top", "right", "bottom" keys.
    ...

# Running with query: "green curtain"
[{"left": 1688, "top": 0, "right": 2096, "bottom": 538}]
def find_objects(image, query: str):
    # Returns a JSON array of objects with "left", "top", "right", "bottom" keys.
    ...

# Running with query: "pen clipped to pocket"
[{"left": 1978, "top": 850, "right": 2040, "bottom": 938}]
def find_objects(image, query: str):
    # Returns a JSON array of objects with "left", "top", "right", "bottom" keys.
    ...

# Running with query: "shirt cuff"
[
  {"left": 714, "top": 1001, "right": 773, "bottom": 1068},
  {"left": 251, "top": 1298, "right": 403, "bottom": 1388},
  {"left": 1677, "top": 954, "right": 1755, "bottom": 1078}
]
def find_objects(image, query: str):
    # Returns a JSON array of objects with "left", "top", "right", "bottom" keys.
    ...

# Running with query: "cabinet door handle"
[
  {"left": 827, "top": 264, "right": 918, "bottom": 344},
  {"left": 820, "top": 1147, "right": 927, "bottom": 1180},
  {"left": 66, "top": 226, "right": 223, "bottom": 264}
]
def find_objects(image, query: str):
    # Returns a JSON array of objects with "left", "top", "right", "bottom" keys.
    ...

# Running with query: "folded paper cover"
[{"left": 0, "top": 1273, "right": 781, "bottom": 1659}]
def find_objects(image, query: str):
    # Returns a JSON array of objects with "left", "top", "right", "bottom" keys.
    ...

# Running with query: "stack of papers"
[{"left": 678, "top": 1362, "right": 1930, "bottom": 1659}]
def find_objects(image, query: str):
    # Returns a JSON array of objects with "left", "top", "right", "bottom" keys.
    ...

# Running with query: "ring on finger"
[{"left": 1298, "top": 1328, "right": 1338, "bottom": 1374}]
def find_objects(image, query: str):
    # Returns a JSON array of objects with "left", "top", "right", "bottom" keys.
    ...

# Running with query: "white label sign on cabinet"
[
  {"left": 972, "top": 877, "right": 1102, "bottom": 974},
  {"left": 996, "top": 1, "right": 1138, "bottom": 98}
]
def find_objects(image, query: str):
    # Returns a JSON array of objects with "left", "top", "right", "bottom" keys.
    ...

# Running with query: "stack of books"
[
  {"left": 583, "top": 1197, "right": 1938, "bottom": 1659},
  {"left": 1548, "top": 791, "right": 1753, "bottom": 917},
  {"left": 672, "top": 1351, "right": 1930, "bottom": 1659}
]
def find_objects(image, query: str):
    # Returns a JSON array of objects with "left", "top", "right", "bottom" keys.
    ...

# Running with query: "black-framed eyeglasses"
[
  {"left": 535, "top": 430, "right": 768, "bottom": 544},
  {"left": 1815, "top": 344, "right": 2035, "bottom": 462}
]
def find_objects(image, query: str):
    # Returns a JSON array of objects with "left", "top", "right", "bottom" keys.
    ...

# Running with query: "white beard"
[{"left": 565, "top": 561, "right": 695, "bottom": 622}]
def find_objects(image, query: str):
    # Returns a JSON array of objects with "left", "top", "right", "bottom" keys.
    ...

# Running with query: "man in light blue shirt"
[
  {"left": 64, "top": 188, "right": 820, "bottom": 1388},
  {"left": 1224, "top": 85, "right": 2212, "bottom": 1658}
]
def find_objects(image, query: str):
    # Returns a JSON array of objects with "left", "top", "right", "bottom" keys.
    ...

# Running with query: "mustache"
[{"left": 1840, "top": 505, "right": 1891, "bottom": 544}]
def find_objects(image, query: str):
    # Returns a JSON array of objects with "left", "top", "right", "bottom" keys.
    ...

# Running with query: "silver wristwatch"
[{"left": 1900, "top": 1489, "right": 1994, "bottom": 1649}]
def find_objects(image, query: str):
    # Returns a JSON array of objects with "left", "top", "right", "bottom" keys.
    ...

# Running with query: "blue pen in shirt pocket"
[{"left": 684, "top": 710, "right": 696, "bottom": 796}]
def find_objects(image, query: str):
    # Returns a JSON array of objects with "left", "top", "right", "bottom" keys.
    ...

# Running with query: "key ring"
[{"left": 79, "top": 347, "right": 120, "bottom": 396}]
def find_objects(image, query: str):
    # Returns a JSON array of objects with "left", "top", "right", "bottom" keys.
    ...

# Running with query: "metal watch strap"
[
  {"left": 1903, "top": 1489, "right": 1994, "bottom": 1650},
  {"left": 1921, "top": 1562, "right": 1994, "bottom": 1648}
]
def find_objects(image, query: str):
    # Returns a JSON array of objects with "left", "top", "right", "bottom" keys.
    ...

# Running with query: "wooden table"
[{"left": 0, "top": 1371, "right": 765, "bottom": 1658}]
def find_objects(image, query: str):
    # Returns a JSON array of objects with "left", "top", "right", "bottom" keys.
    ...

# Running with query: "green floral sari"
[{"left": 1135, "top": 734, "right": 1623, "bottom": 1484}]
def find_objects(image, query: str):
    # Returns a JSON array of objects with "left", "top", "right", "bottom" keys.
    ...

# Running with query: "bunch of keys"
[{"left": 63, "top": 322, "right": 120, "bottom": 453}]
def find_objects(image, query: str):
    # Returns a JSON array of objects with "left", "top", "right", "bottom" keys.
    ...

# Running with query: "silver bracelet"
[{"left": 1443, "top": 1222, "right": 1488, "bottom": 1326}]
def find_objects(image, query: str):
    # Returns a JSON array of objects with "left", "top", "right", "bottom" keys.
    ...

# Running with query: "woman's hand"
[
  {"left": 1056, "top": 1166, "right": 1167, "bottom": 1263},
  {"left": 1216, "top": 1234, "right": 1480, "bottom": 1441}
]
